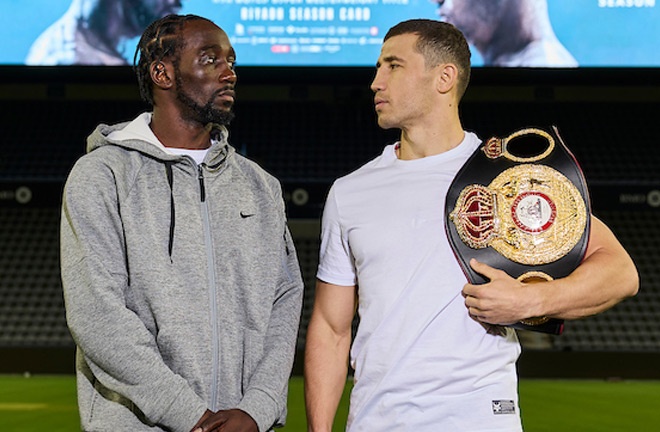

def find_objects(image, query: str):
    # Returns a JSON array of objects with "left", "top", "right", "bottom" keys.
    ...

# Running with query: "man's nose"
[
  {"left": 220, "top": 68, "right": 237, "bottom": 83},
  {"left": 370, "top": 71, "right": 384, "bottom": 92}
]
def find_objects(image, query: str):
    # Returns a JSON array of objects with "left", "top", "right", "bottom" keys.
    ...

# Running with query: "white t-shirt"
[{"left": 317, "top": 132, "right": 523, "bottom": 432}]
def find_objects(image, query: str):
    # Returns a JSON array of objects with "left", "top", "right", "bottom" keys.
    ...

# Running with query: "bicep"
[
  {"left": 310, "top": 279, "right": 357, "bottom": 338},
  {"left": 583, "top": 215, "right": 628, "bottom": 261}
]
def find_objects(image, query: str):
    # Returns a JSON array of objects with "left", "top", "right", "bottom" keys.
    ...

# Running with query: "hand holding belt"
[{"left": 445, "top": 127, "right": 591, "bottom": 335}]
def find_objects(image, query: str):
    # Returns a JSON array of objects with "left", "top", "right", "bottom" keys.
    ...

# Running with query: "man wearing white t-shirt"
[{"left": 304, "top": 19, "right": 638, "bottom": 431}]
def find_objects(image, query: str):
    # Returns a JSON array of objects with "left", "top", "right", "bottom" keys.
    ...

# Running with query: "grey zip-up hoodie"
[{"left": 60, "top": 113, "right": 304, "bottom": 432}]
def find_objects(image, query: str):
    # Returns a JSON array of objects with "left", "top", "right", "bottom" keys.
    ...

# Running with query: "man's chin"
[
  {"left": 208, "top": 110, "right": 235, "bottom": 127},
  {"left": 377, "top": 118, "right": 397, "bottom": 130}
]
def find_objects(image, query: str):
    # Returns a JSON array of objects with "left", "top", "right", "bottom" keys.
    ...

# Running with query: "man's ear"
[
  {"left": 150, "top": 61, "right": 173, "bottom": 90},
  {"left": 436, "top": 63, "right": 458, "bottom": 94}
]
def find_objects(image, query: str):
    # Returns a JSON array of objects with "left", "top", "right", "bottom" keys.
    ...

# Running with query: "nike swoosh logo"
[{"left": 240, "top": 211, "right": 255, "bottom": 218}]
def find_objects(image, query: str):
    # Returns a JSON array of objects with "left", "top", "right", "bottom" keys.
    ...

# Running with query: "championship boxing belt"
[{"left": 445, "top": 127, "right": 591, "bottom": 335}]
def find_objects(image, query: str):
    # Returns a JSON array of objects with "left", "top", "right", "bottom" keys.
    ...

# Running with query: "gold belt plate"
[{"left": 449, "top": 164, "right": 587, "bottom": 265}]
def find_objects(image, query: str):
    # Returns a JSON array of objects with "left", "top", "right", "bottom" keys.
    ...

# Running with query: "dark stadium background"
[{"left": 1, "top": 65, "right": 659, "bottom": 431}]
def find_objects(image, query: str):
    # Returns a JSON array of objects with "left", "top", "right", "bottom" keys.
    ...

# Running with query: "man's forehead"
[
  {"left": 378, "top": 33, "right": 420, "bottom": 61},
  {"left": 179, "top": 20, "right": 233, "bottom": 53}
]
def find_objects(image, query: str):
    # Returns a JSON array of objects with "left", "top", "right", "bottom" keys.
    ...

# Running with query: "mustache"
[{"left": 214, "top": 86, "right": 236, "bottom": 98}]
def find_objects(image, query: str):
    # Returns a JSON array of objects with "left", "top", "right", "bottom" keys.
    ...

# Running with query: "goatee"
[{"left": 175, "top": 79, "right": 235, "bottom": 126}]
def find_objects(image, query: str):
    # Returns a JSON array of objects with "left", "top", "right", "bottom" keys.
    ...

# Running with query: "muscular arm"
[
  {"left": 463, "top": 215, "right": 639, "bottom": 324},
  {"left": 304, "top": 280, "right": 357, "bottom": 432}
]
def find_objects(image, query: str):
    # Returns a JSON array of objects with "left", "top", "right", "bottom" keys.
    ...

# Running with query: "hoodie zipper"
[
  {"left": 198, "top": 164, "right": 207, "bottom": 202},
  {"left": 199, "top": 164, "right": 220, "bottom": 410}
]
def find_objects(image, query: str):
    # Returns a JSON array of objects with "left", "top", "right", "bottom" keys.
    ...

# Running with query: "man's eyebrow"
[
  {"left": 199, "top": 44, "right": 236, "bottom": 58},
  {"left": 379, "top": 55, "right": 405, "bottom": 66}
]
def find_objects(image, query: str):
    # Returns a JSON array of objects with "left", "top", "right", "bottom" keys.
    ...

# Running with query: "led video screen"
[{"left": 1, "top": 0, "right": 658, "bottom": 68}]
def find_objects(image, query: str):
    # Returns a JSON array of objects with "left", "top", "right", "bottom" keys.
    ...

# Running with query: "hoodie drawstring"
[{"left": 165, "top": 162, "right": 175, "bottom": 261}]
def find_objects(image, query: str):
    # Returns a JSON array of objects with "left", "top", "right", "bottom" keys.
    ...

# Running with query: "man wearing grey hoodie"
[{"left": 60, "top": 14, "right": 304, "bottom": 432}]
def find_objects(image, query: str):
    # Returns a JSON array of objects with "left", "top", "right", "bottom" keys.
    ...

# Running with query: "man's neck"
[
  {"left": 397, "top": 119, "right": 465, "bottom": 160},
  {"left": 150, "top": 114, "right": 214, "bottom": 150}
]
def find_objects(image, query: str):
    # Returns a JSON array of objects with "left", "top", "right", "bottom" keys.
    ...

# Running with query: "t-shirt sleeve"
[{"left": 316, "top": 184, "right": 357, "bottom": 286}]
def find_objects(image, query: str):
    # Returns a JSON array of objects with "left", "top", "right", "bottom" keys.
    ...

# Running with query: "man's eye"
[{"left": 203, "top": 55, "right": 217, "bottom": 65}]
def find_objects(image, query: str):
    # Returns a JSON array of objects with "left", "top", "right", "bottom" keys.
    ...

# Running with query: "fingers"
[
  {"left": 464, "top": 284, "right": 489, "bottom": 323},
  {"left": 465, "top": 297, "right": 486, "bottom": 321},
  {"left": 192, "top": 409, "right": 217, "bottom": 432},
  {"left": 462, "top": 261, "right": 505, "bottom": 324},
  {"left": 468, "top": 258, "right": 507, "bottom": 281},
  {"left": 193, "top": 412, "right": 227, "bottom": 432},
  {"left": 201, "top": 409, "right": 258, "bottom": 432},
  {"left": 462, "top": 259, "right": 540, "bottom": 328}
]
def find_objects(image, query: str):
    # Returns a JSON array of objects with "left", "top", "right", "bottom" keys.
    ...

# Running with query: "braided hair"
[{"left": 133, "top": 14, "right": 213, "bottom": 106}]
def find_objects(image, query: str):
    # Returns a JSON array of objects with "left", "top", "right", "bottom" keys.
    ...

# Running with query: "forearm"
[
  {"left": 465, "top": 216, "right": 639, "bottom": 326},
  {"left": 538, "top": 240, "right": 638, "bottom": 320},
  {"left": 536, "top": 216, "right": 639, "bottom": 320},
  {"left": 304, "top": 316, "right": 351, "bottom": 432},
  {"left": 61, "top": 193, "right": 205, "bottom": 430},
  {"left": 238, "top": 279, "right": 303, "bottom": 431},
  {"left": 66, "top": 281, "right": 206, "bottom": 430},
  {"left": 82, "top": 351, "right": 206, "bottom": 431},
  {"left": 64, "top": 259, "right": 206, "bottom": 431}
]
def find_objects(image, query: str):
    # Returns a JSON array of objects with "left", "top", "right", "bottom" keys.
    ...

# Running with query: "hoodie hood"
[
  {"left": 88, "top": 112, "right": 233, "bottom": 167},
  {"left": 86, "top": 112, "right": 235, "bottom": 260}
]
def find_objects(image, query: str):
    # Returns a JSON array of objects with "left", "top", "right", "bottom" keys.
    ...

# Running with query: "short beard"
[{"left": 175, "top": 75, "right": 235, "bottom": 127}]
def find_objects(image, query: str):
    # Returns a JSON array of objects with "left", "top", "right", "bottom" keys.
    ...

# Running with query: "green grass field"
[{"left": 1, "top": 375, "right": 659, "bottom": 431}]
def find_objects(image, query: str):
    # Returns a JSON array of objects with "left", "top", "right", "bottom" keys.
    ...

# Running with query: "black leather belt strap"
[{"left": 445, "top": 126, "right": 591, "bottom": 335}]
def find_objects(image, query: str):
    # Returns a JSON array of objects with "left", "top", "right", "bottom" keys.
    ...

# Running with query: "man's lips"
[
  {"left": 216, "top": 89, "right": 235, "bottom": 102},
  {"left": 374, "top": 98, "right": 387, "bottom": 109}
]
